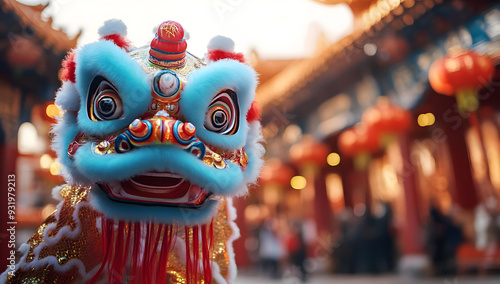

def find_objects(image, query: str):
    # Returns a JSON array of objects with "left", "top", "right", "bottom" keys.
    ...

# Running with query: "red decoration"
[
  {"left": 429, "top": 50, "right": 494, "bottom": 96},
  {"left": 7, "top": 36, "right": 42, "bottom": 68},
  {"left": 362, "top": 98, "right": 411, "bottom": 134},
  {"left": 429, "top": 50, "right": 494, "bottom": 113},
  {"left": 338, "top": 124, "right": 380, "bottom": 157},
  {"left": 289, "top": 136, "right": 329, "bottom": 167},
  {"left": 102, "top": 34, "right": 131, "bottom": 50},
  {"left": 259, "top": 158, "right": 294, "bottom": 187},
  {"left": 67, "top": 133, "right": 86, "bottom": 159},
  {"left": 246, "top": 101, "right": 260, "bottom": 122},
  {"left": 149, "top": 21, "right": 187, "bottom": 68},
  {"left": 207, "top": 49, "right": 245, "bottom": 63},
  {"left": 60, "top": 51, "right": 76, "bottom": 83}
]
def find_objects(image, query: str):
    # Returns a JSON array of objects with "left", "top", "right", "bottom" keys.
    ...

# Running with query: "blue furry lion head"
[{"left": 52, "top": 20, "right": 264, "bottom": 225}]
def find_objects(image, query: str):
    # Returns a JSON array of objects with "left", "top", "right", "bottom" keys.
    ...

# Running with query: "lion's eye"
[
  {"left": 204, "top": 89, "right": 239, "bottom": 135},
  {"left": 87, "top": 75, "right": 123, "bottom": 121}
]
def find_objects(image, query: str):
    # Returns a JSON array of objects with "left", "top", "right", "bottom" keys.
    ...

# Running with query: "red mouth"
[{"left": 100, "top": 172, "right": 211, "bottom": 207}]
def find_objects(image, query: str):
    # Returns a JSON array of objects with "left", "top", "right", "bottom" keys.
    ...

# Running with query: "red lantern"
[
  {"left": 289, "top": 135, "right": 329, "bottom": 168},
  {"left": 378, "top": 35, "right": 410, "bottom": 64},
  {"left": 338, "top": 124, "right": 380, "bottom": 157},
  {"left": 7, "top": 36, "right": 43, "bottom": 68},
  {"left": 338, "top": 124, "right": 380, "bottom": 170},
  {"left": 362, "top": 98, "right": 411, "bottom": 134},
  {"left": 429, "top": 50, "right": 494, "bottom": 112},
  {"left": 338, "top": 128, "right": 358, "bottom": 157},
  {"left": 259, "top": 158, "right": 295, "bottom": 188}
]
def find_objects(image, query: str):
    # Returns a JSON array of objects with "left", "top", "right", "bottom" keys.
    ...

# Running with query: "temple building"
[
  {"left": 0, "top": 0, "right": 78, "bottom": 270},
  {"left": 242, "top": 0, "right": 500, "bottom": 274}
]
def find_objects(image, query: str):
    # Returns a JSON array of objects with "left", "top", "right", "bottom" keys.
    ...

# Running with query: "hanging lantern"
[
  {"left": 259, "top": 158, "right": 295, "bottom": 188},
  {"left": 378, "top": 35, "right": 410, "bottom": 64},
  {"left": 362, "top": 97, "right": 411, "bottom": 146},
  {"left": 338, "top": 128, "right": 358, "bottom": 157},
  {"left": 338, "top": 124, "right": 380, "bottom": 170},
  {"left": 289, "top": 135, "right": 329, "bottom": 168},
  {"left": 7, "top": 36, "right": 43, "bottom": 68},
  {"left": 428, "top": 50, "right": 494, "bottom": 113},
  {"left": 338, "top": 124, "right": 380, "bottom": 156}
]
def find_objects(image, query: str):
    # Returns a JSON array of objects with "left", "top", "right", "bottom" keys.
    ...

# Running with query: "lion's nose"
[
  {"left": 114, "top": 112, "right": 205, "bottom": 158},
  {"left": 128, "top": 112, "right": 196, "bottom": 145}
]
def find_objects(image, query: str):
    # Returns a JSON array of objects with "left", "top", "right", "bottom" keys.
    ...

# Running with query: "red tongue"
[
  {"left": 122, "top": 179, "right": 190, "bottom": 199},
  {"left": 130, "top": 174, "right": 183, "bottom": 187}
]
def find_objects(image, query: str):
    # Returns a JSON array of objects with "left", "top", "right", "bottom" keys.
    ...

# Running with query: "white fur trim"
[
  {"left": 207, "top": 198, "right": 238, "bottom": 283},
  {"left": 225, "top": 197, "right": 240, "bottom": 283},
  {"left": 15, "top": 197, "right": 100, "bottom": 282},
  {"left": 231, "top": 121, "right": 264, "bottom": 197},
  {"left": 54, "top": 82, "right": 79, "bottom": 112},
  {"left": 211, "top": 261, "right": 227, "bottom": 284},
  {"left": 243, "top": 121, "right": 265, "bottom": 185},
  {"left": 98, "top": 19, "right": 127, "bottom": 37},
  {"left": 207, "top": 36, "right": 235, "bottom": 52},
  {"left": 51, "top": 185, "right": 67, "bottom": 201}
]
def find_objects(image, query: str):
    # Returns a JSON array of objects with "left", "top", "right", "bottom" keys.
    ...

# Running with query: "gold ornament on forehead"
[{"left": 160, "top": 22, "right": 180, "bottom": 38}]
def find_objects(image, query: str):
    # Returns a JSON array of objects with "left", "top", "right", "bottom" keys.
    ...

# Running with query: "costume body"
[{"left": 1, "top": 20, "right": 263, "bottom": 284}]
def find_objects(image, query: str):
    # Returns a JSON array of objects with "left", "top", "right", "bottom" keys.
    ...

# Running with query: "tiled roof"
[
  {"left": 256, "top": 0, "right": 439, "bottom": 119},
  {"left": 1, "top": 0, "right": 80, "bottom": 53}
]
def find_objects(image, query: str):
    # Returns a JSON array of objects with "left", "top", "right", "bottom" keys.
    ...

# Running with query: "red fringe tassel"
[{"left": 89, "top": 217, "right": 214, "bottom": 283}]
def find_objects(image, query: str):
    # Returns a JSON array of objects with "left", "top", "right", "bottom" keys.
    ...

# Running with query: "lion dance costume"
[{"left": 1, "top": 19, "right": 264, "bottom": 283}]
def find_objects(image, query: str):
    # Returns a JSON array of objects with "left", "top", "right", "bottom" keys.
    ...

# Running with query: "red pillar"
[
  {"left": 339, "top": 159, "right": 354, "bottom": 209},
  {"left": 232, "top": 196, "right": 250, "bottom": 268},
  {"left": 398, "top": 134, "right": 424, "bottom": 254},
  {"left": 313, "top": 167, "right": 332, "bottom": 236},
  {"left": 444, "top": 122, "right": 479, "bottom": 210}
]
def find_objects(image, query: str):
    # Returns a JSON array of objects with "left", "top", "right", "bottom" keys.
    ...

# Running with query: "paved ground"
[{"left": 235, "top": 273, "right": 500, "bottom": 284}]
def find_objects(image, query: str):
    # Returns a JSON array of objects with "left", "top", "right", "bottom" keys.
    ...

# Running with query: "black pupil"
[
  {"left": 213, "top": 111, "right": 226, "bottom": 126},
  {"left": 99, "top": 97, "right": 115, "bottom": 115}
]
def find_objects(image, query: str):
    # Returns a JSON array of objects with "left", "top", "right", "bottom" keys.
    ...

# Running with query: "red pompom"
[
  {"left": 102, "top": 34, "right": 131, "bottom": 50},
  {"left": 246, "top": 101, "right": 261, "bottom": 122},
  {"left": 60, "top": 51, "right": 76, "bottom": 83},
  {"left": 207, "top": 50, "right": 245, "bottom": 63}
]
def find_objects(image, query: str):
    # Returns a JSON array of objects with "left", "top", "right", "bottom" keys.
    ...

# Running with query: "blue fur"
[
  {"left": 51, "top": 112, "right": 93, "bottom": 186},
  {"left": 51, "top": 45, "right": 262, "bottom": 225},
  {"left": 75, "top": 40, "right": 151, "bottom": 136},
  {"left": 74, "top": 143, "right": 245, "bottom": 195},
  {"left": 241, "top": 122, "right": 264, "bottom": 186},
  {"left": 90, "top": 187, "right": 219, "bottom": 225},
  {"left": 180, "top": 59, "right": 257, "bottom": 150}
]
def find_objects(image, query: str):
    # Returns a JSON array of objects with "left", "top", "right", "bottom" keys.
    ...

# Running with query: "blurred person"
[
  {"left": 425, "top": 203, "right": 463, "bottom": 275},
  {"left": 475, "top": 203, "right": 491, "bottom": 250},
  {"left": 285, "top": 221, "right": 308, "bottom": 282},
  {"left": 354, "top": 209, "right": 380, "bottom": 273},
  {"left": 258, "top": 218, "right": 284, "bottom": 279},
  {"left": 336, "top": 208, "right": 357, "bottom": 273},
  {"left": 376, "top": 202, "right": 397, "bottom": 272},
  {"left": 339, "top": 202, "right": 397, "bottom": 274}
]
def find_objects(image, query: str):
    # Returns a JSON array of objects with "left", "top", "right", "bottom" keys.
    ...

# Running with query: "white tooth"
[{"left": 142, "top": 172, "right": 182, "bottom": 178}]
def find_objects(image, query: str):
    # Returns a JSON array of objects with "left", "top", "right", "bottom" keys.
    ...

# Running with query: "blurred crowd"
[{"left": 243, "top": 197, "right": 500, "bottom": 281}]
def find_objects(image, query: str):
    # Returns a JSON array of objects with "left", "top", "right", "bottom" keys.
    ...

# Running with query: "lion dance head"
[{"left": 3, "top": 19, "right": 263, "bottom": 284}]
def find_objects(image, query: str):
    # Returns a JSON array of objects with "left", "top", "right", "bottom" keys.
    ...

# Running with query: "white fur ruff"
[
  {"left": 98, "top": 19, "right": 127, "bottom": 37},
  {"left": 207, "top": 35, "right": 235, "bottom": 52}
]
